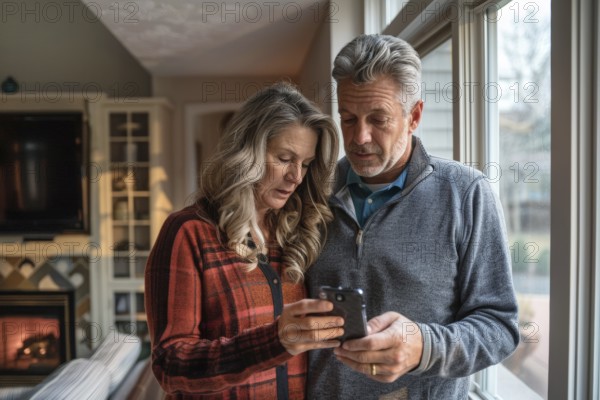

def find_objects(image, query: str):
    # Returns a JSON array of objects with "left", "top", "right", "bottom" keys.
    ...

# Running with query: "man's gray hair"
[{"left": 332, "top": 34, "right": 422, "bottom": 114}]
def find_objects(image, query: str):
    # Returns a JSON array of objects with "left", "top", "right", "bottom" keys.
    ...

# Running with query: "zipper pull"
[
  {"left": 356, "top": 229, "right": 363, "bottom": 246},
  {"left": 355, "top": 229, "right": 364, "bottom": 259}
]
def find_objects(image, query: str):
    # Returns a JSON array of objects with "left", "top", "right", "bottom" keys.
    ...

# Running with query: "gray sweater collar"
[{"left": 334, "top": 135, "right": 433, "bottom": 194}]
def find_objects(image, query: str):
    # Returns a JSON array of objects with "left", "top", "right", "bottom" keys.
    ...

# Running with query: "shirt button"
[
  {"left": 273, "top": 278, "right": 279, "bottom": 285},
  {"left": 367, "top": 198, "right": 373, "bottom": 204}
]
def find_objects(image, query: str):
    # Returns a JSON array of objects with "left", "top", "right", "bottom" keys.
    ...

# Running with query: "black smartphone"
[{"left": 317, "top": 286, "right": 368, "bottom": 341}]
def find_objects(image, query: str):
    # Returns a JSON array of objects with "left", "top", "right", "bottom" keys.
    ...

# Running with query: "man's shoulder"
[
  {"left": 335, "top": 157, "right": 351, "bottom": 172},
  {"left": 333, "top": 158, "right": 351, "bottom": 188},
  {"left": 427, "top": 155, "right": 488, "bottom": 186}
]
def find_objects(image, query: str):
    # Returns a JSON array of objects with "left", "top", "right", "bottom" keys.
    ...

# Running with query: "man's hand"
[
  {"left": 278, "top": 299, "right": 344, "bottom": 355},
  {"left": 333, "top": 311, "right": 423, "bottom": 382}
]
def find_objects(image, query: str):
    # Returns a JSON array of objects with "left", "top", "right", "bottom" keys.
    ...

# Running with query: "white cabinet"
[{"left": 90, "top": 99, "right": 173, "bottom": 353}]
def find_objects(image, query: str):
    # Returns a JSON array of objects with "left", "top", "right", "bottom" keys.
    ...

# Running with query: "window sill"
[{"left": 470, "top": 364, "right": 543, "bottom": 400}]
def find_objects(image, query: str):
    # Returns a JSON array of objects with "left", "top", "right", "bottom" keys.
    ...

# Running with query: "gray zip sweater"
[{"left": 306, "top": 136, "right": 519, "bottom": 399}]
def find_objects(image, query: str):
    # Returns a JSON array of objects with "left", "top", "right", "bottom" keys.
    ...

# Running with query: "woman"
[{"left": 145, "top": 82, "right": 342, "bottom": 399}]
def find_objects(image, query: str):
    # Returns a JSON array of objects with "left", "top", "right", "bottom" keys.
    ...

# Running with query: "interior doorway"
[{"left": 183, "top": 102, "right": 242, "bottom": 204}]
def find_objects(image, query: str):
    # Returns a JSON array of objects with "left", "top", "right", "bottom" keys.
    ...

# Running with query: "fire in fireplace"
[{"left": 0, "top": 290, "right": 75, "bottom": 387}]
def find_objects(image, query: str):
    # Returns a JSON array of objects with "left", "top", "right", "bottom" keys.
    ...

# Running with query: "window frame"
[
  {"left": 589, "top": 0, "right": 600, "bottom": 400},
  {"left": 365, "top": 0, "right": 600, "bottom": 398},
  {"left": 549, "top": 0, "right": 598, "bottom": 399},
  {"left": 593, "top": 3, "right": 600, "bottom": 399},
  {"left": 363, "top": 0, "right": 386, "bottom": 34}
]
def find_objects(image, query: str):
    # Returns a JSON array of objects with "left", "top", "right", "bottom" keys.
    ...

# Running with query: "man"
[{"left": 306, "top": 34, "right": 519, "bottom": 399}]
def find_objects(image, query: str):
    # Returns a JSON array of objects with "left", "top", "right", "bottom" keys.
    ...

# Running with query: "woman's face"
[{"left": 255, "top": 124, "right": 318, "bottom": 217}]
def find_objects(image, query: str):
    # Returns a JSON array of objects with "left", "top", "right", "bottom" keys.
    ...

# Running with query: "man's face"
[{"left": 338, "top": 76, "right": 423, "bottom": 184}]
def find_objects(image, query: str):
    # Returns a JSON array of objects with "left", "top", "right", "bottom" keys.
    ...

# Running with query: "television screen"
[{"left": 0, "top": 112, "right": 88, "bottom": 235}]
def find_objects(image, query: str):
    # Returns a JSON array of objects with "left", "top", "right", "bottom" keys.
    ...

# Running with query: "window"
[
  {"left": 364, "top": 0, "right": 597, "bottom": 397},
  {"left": 415, "top": 39, "right": 453, "bottom": 159},
  {"left": 364, "top": 0, "right": 410, "bottom": 34},
  {"left": 384, "top": 0, "right": 409, "bottom": 26},
  {"left": 491, "top": 0, "right": 551, "bottom": 398}
]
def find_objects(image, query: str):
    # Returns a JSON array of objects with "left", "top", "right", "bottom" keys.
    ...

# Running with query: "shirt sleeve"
[
  {"left": 144, "top": 212, "right": 293, "bottom": 395},
  {"left": 410, "top": 177, "right": 520, "bottom": 377}
]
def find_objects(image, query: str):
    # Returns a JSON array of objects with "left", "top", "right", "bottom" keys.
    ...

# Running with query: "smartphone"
[{"left": 317, "top": 286, "right": 368, "bottom": 341}]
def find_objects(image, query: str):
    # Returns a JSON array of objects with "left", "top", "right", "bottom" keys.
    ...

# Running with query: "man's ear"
[{"left": 408, "top": 100, "right": 424, "bottom": 133}]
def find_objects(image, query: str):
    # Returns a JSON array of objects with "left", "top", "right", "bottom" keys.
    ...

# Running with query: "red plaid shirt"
[{"left": 145, "top": 205, "right": 307, "bottom": 399}]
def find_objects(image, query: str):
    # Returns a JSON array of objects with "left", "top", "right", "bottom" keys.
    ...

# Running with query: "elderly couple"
[{"left": 144, "top": 34, "right": 519, "bottom": 399}]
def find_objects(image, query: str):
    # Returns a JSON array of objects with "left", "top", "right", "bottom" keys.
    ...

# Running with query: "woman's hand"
[{"left": 278, "top": 299, "right": 344, "bottom": 355}]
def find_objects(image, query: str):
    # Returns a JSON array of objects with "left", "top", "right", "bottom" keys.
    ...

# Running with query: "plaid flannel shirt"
[{"left": 145, "top": 205, "right": 306, "bottom": 399}]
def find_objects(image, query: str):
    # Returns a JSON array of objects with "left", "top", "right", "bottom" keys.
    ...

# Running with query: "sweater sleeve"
[
  {"left": 411, "top": 177, "right": 520, "bottom": 377},
  {"left": 144, "top": 212, "right": 293, "bottom": 395}
]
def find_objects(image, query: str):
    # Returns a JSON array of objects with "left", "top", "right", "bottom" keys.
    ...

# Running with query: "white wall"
[{"left": 0, "top": 0, "right": 151, "bottom": 98}]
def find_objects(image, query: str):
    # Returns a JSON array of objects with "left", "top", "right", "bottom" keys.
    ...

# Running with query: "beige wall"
[
  {"left": 0, "top": 0, "right": 151, "bottom": 98},
  {"left": 298, "top": 0, "right": 364, "bottom": 158},
  {"left": 299, "top": 21, "right": 334, "bottom": 114},
  {"left": 329, "top": 0, "right": 364, "bottom": 68},
  {"left": 153, "top": 76, "right": 289, "bottom": 208},
  {"left": 195, "top": 111, "right": 232, "bottom": 166},
  {"left": 299, "top": 0, "right": 364, "bottom": 113}
]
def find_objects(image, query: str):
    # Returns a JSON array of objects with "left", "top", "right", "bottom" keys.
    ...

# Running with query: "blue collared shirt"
[{"left": 346, "top": 167, "right": 408, "bottom": 227}]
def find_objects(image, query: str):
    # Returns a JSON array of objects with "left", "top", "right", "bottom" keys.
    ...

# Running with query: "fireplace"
[{"left": 0, "top": 290, "right": 75, "bottom": 387}]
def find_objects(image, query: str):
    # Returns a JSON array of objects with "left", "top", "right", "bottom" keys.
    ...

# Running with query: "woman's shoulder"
[
  {"left": 166, "top": 204, "right": 202, "bottom": 223},
  {"left": 161, "top": 202, "right": 219, "bottom": 238}
]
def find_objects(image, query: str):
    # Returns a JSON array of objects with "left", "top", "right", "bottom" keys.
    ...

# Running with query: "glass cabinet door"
[{"left": 108, "top": 110, "right": 151, "bottom": 356}]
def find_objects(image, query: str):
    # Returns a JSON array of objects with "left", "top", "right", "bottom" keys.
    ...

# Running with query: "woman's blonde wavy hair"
[{"left": 197, "top": 82, "right": 339, "bottom": 282}]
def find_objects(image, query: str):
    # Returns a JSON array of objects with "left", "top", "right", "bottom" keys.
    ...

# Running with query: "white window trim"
[
  {"left": 451, "top": 0, "right": 486, "bottom": 165},
  {"left": 363, "top": 0, "right": 385, "bottom": 34},
  {"left": 462, "top": 0, "right": 498, "bottom": 391},
  {"left": 384, "top": 0, "right": 454, "bottom": 51},
  {"left": 549, "top": 0, "right": 598, "bottom": 399},
  {"left": 590, "top": 3, "right": 600, "bottom": 400},
  {"left": 593, "top": 2, "right": 600, "bottom": 398}
]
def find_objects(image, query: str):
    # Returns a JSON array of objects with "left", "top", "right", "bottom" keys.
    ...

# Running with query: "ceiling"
[{"left": 84, "top": 0, "right": 328, "bottom": 77}]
